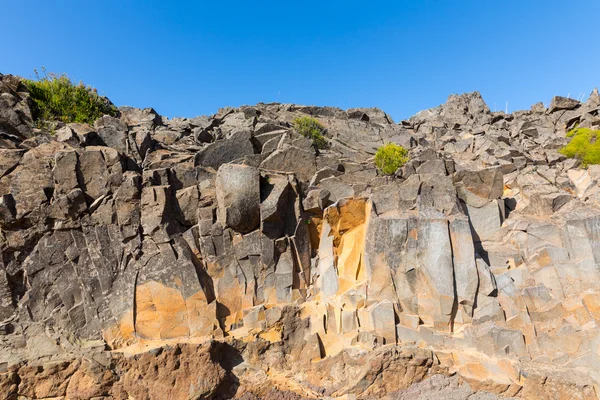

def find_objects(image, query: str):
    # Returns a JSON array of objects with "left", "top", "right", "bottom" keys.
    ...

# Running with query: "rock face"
[{"left": 1, "top": 72, "right": 600, "bottom": 398}]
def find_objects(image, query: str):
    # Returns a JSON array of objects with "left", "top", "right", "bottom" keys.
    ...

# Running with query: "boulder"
[
  {"left": 194, "top": 130, "right": 256, "bottom": 169},
  {"left": 216, "top": 164, "right": 260, "bottom": 233},
  {"left": 260, "top": 145, "right": 317, "bottom": 182},
  {"left": 548, "top": 96, "right": 580, "bottom": 113},
  {"left": 94, "top": 115, "right": 129, "bottom": 152}
]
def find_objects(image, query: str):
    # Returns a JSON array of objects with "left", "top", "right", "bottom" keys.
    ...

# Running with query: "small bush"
[
  {"left": 559, "top": 127, "right": 600, "bottom": 167},
  {"left": 293, "top": 116, "right": 328, "bottom": 149},
  {"left": 375, "top": 143, "right": 409, "bottom": 175},
  {"left": 24, "top": 69, "right": 117, "bottom": 127}
]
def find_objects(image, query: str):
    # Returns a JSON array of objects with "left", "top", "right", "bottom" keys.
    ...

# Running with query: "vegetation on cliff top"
[
  {"left": 23, "top": 69, "right": 117, "bottom": 127},
  {"left": 375, "top": 143, "right": 409, "bottom": 175},
  {"left": 293, "top": 116, "right": 328, "bottom": 149},
  {"left": 559, "top": 127, "right": 600, "bottom": 167}
]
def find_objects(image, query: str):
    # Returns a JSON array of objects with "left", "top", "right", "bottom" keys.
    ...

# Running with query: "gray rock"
[
  {"left": 216, "top": 164, "right": 260, "bottom": 233},
  {"left": 454, "top": 167, "right": 504, "bottom": 201},
  {"left": 309, "top": 167, "right": 342, "bottom": 186},
  {"left": 94, "top": 115, "right": 129, "bottom": 152},
  {"left": 194, "top": 130, "right": 256, "bottom": 169},
  {"left": 317, "top": 176, "right": 354, "bottom": 203},
  {"left": 548, "top": 96, "right": 580, "bottom": 113},
  {"left": 302, "top": 188, "right": 331, "bottom": 213},
  {"left": 526, "top": 192, "right": 572, "bottom": 215},
  {"left": 259, "top": 145, "right": 317, "bottom": 182},
  {"left": 465, "top": 200, "right": 503, "bottom": 242}
]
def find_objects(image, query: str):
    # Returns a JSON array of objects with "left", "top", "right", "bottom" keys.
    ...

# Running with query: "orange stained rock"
[
  {"left": 264, "top": 286, "right": 278, "bottom": 306},
  {"left": 186, "top": 292, "right": 219, "bottom": 338},
  {"left": 104, "top": 281, "right": 221, "bottom": 349},
  {"left": 320, "top": 198, "right": 369, "bottom": 298},
  {"left": 461, "top": 362, "right": 493, "bottom": 382},
  {"left": 103, "top": 309, "right": 135, "bottom": 349},
  {"left": 534, "top": 248, "right": 553, "bottom": 267},
  {"left": 323, "top": 198, "right": 367, "bottom": 258},
  {"left": 497, "top": 359, "right": 522, "bottom": 383},
  {"left": 336, "top": 224, "right": 367, "bottom": 294},
  {"left": 216, "top": 272, "right": 244, "bottom": 319},
  {"left": 582, "top": 292, "right": 600, "bottom": 321},
  {"left": 135, "top": 281, "right": 190, "bottom": 340},
  {"left": 260, "top": 328, "right": 283, "bottom": 343},
  {"left": 319, "top": 331, "right": 355, "bottom": 357},
  {"left": 560, "top": 297, "right": 593, "bottom": 328}
]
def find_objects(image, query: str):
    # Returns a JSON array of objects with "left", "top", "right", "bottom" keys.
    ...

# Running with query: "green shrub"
[
  {"left": 24, "top": 69, "right": 117, "bottom": 127},
  {"left": 293, "top": 116, "right": 328, "bottom": 149},
  {"left": 375, "top": 143, "right": 409, "bottom": 175},
  {"left": 559, "top": 127, "right": 600, "bottom": 167}
]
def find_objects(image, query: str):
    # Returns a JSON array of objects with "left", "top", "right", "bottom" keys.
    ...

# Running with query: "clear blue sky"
[{"left": 3, "top": 1, "right": 599, "bottom": 121}]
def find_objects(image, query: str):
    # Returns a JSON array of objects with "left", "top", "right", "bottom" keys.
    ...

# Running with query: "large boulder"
[
  {"left": 216, "top": 164, "right": 260, "bottom": 233},
  {"left": 548, "top": 96, "right": 580, "bottom": 113}
]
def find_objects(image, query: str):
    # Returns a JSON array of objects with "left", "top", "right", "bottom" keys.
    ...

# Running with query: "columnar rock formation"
[{"left": 1, "top": 72, "right": 600, "bottom": 399}]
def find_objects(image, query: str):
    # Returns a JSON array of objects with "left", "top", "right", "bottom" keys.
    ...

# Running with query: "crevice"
[
  {"left": 447, "top": 220, "right": 459, "bottom": 333},
  {"left": 0, "top": 161, "right": 20, "bottom": 181},
  {"left": 132, "top": 270, "right": 139, "bottom": 336},
  {"left": 7, "top": 269, "right": 26, "bottom": 307}
]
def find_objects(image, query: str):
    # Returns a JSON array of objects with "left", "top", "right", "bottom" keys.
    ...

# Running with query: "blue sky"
[{"left": 3, "top": 1, "right": 599, "bottom": 121}]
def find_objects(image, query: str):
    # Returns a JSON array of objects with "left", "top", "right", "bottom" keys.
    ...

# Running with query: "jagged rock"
[
  {"left": 548, "top": 96, "right": 580, "bottom": 113},
  {"left": 454, "top": 167, "right": 504, "bottom": 202},
  {"left": 260, "top": 145, "right": 317, "bottom": 181},
  {"left": 68, "top": 122, "right": 96, "bottom": 145},
  {"left": 194, "top": 129, "right": 256, "bottom": 169},
  {"left": 302, "top": 188, "right": 331, "bottom": 212},
  {"left": 0, "top": 74, "right": 33, "bottom": 143},
  {"left": 0, "top": 149, "right": 24, "bottom": 178},
  {"left": 0, "top": 141, "right": 65, "bottom": 218},
  {"left": 94, "top": 115, "right": 129, "bottom": 152},
  {"left": 309, "top": 166, "right": 342, "bottom": 186},
  {"left": 526, "top": 192, "right": 572, "bottom": 215},
  {"left": 54, "top": 125, "right": 77, "bottom": 142},
  {"left": 119, "top": 106, "right": 161, "bottom": 127},
  {"left": 48, "top": 188, "right": 87, "bottom": 220},
  {"left": 141, "top": 185, "right": 182, "bottom": 242},
  {"left": 317, "top": 176, "right": 354, "bottom": 203},
  {"left": 1, "top": 73, "right": 600, "bottom": 399}
]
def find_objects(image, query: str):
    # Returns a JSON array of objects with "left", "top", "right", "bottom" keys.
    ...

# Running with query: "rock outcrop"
[{"left": 1, "top": 71, "right": 600, "bottom": 398}]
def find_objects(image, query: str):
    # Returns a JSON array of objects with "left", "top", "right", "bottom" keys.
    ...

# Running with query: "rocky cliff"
[{"left": 1, "top": 72, "right": 600, "bottom": 399}]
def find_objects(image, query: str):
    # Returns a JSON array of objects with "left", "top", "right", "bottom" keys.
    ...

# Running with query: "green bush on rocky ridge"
[
  {"left": 375, "top": 143, "right": 409, "bottom": 175},
  {"left": 293, "top": 116, "right": 328, "bottom": 149},
  {"left": 24, "top": 69, "right": 117, "bottom": 127},
  {"left": 559, "top": 127, "right": 600, "bottom": 167}
]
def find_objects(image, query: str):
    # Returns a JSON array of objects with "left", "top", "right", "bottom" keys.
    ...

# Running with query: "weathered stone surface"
[
  {"left": 194, "top": 129, "right": 256, "bottom": 169},
  {"left": 94, "top": 115, "right": 129, "bottom": 152},
  {"left": 216, "top": 163, "right": 260, "bottom": 233},
  {"left": 1, "top": 73, "right": 600, "bottom": 398},
  {"left": 455, "top": 167, "right": 504, "bottom": 201},
  {"left": 260, "top": 145, "right": 317, "bottom": 181},
  {"left": 549, "top": 96, "right": 580, "bottom": 113}
]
